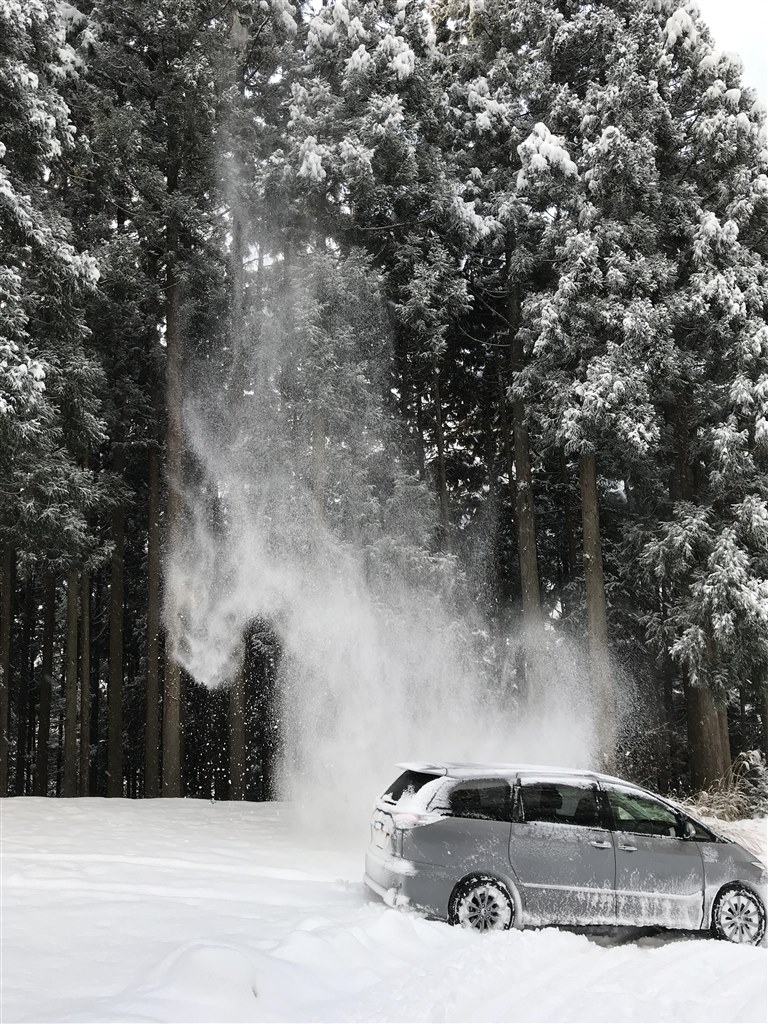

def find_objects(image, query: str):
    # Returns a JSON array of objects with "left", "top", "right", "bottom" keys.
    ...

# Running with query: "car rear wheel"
[
  {"left": 449, "top": 875, "right": 514, "bottom": 933},
  {"left": 712, "top": 885, "right": 766, "bottom": 945}
]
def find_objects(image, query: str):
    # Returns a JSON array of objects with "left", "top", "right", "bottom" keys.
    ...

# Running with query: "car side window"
[
  {"left": 520, "top": 781, "right": 601, "bottom": 828},
  {"left": 606, "top": 788, "right": 679, "bottom": 838},
  {"left": 449, "top": 778, "right": 513, "bottom": 822}
]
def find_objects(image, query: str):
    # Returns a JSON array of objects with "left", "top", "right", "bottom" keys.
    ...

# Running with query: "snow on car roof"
[{"left": 396, "top": 761, "right": 641, "bottom": 788}]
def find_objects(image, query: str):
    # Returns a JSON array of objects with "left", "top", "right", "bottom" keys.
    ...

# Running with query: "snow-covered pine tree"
[
  {"left": 512, "top": 0, "right": 767, "bottom": 783},
  {"left": 76, "top": 0, "right": 218, "bottom": 795},
  {"left": 287, "top": 0, "right": 480, "bottom": 551},
  {"left": 0, "top": 0, "right": 105, "bottom": 796},
  {"left": 516, "top": 0, "right": 678, "bottom": 769},
  {"left": 433, "top": 0, "right": 583, "bottom": 691},
  {"left": 640, "top": 0, "right": 768, "bottom": 786},
  {"left": 71, "top": 0, "right": 253, "bottom": 795}
]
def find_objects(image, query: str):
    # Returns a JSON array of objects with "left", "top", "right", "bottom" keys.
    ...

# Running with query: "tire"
[
  {"left": 449, "top": 875, "right": 515, "bottom": 933},
  {"left": 711, "top": 885, "right": 766, "bottom": 946}
]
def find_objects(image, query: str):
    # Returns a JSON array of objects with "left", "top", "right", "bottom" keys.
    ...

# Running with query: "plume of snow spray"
[{"left": 167, "top": 250, "right": 598, "bottom": 834}]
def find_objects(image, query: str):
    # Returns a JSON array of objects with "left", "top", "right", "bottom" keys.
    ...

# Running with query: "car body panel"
[
  {"left": 401, "top": 816, "right": 519, "bottom": 919},
  {"left": 699, "top": 837, "right": 768, "bottom": 926},
  {"left": 403, "top": 816, "right": 511, "bottom": 877},
  {"left": 509, "top": 820, "right": 616, "bottom": 925},
  {"left": 601, "top": 782, "right": 707, "bottom": 929},
  {"left": 612, "top": 831, "right": 705, "bottom": 928},
  {"left": 512, "top": 775, "right": 615, "bottom": 925}
]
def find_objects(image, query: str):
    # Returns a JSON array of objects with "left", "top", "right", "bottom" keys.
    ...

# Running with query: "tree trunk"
[
  {"left": 512, "top": 395, "right": 541, "bottom": 621},
  {"left": 579, "top": 452, "right": 616, "bottom": 771},
  {"left": 230, "top": 208, "right": 245, "bottom": 381},
  {"left": 14, "top": 578, "right": 34, "bottom": 795},
  {"left": 229, "top": 656, "right": 246, "bottom": 801},
  {"left": 559, "top": 449, "right": 580, "bottom": 613},
  {"left": 506, "top": 232, "right": 541, "bottom": 627},
  {"left": 658, "top": 648, "right": 676, "bottom": 792},
  {"left": 718, "top": 705, "right": 731, "bottom": 781},
  {"left": 145, "top": 448, "right": 161, "bottom": 797},
  {"left": 414, "top": 390, "right": 427, "bottom": 481},
  {"left": 669, "top": 401, "right": 727, "bottom": 787},
  {"left": 398, "top": 341, "right": 427, "bottom": 480},
  {"left": 738, "top": 684, "right": 747, "bottom": 753},
  {"left": 312, "top": 410, "right": 328, "bottom": 501},
  {"left": 35, "top": 574, "right": 55, "bottom": 796},
  {"left": 496, "top": 361, "right": 516, "bottom": 520},
  {"left": 163, "top": 212, "right": 184, "bottom": 798},
  {"left": 62, "top": 568, "right": 79, "bottom": 797},
  {"left": 432, "top": 364, "right": 450, "bottom": 547},
  {"left": 55, "top": 703, "right": 63, "bottom": 797},
  {"left": 223, "top": 202, "right": 247, "bottom": 801},
  {"left": 89, "top": 576, "right": 101, "bottom": 796},
  {"left": 108, "top": 489, "right": 124, "bottom": 798},
  {"left": 79, "top": 571, "right": 91, "bottom": 796},
  {"left": 687, "top": 682, "right": 724, "bottom": 790},
  {"left": 26, "top": 692, "right": 36, "bottom": 794},
  {"left": 0, "top": 546, "right": 13, "bottom": 796}
]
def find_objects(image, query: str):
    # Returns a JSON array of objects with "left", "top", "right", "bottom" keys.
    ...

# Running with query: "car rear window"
[{"left": 383, "top": 770, "right": 438, "bottom": 803}]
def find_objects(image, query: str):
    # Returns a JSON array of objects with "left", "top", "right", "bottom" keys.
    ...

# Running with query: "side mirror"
[{"left": 682, "top": 819, "right": 696, "bottom": 840}]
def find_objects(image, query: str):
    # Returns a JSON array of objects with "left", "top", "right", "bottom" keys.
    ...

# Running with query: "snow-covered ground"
[{"left": 2, "top": 799, "right": 766, "bottom": 1024}]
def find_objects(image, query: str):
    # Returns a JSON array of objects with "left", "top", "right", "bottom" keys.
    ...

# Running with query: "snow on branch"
[
  {"left": 516, "top": 123, "right": 577, "bottom": 190},
  {"left": 663, "top": 4, "right": 700, "bottom": 50},
  {"left": 297, "top": 136, "right": 330, "bottom": 182}
]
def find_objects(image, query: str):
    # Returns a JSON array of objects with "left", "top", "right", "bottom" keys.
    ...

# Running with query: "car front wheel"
[
  {"left": 712, "top": 885, "right": 766, "bottom": 945},
  {"left": 449, "top": 875, "right": 515, "bottom": 933}
]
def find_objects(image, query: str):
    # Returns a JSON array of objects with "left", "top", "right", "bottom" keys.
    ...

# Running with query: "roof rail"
[{"left": 395, "top": 762, "right": 449, "bottom": 775}]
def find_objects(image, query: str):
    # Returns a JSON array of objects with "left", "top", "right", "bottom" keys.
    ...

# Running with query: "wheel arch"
[
  {"left": 448, "top": 870, "right": 524, "bottom": 930},
  {"left": 710, "top": 880, "right": 767, "bottom": 944},
  {"left": 709, "top": 879, "right": 766, "bottom": 923}
]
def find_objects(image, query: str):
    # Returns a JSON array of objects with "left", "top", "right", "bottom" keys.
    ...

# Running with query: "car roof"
[{"left": 396, "top": 761, "right": 644, "bottom": 789}]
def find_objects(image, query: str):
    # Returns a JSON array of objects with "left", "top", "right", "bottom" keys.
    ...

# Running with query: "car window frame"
[
  {"left": 516, "top": 776, "right": 607, "bottom": 830},
  {"left": 678, "top": 813, "right": 720, "bottom": 843},
  {"left": 447, "top": 776, "right": 515, "bottom": 823},
  {"left": 602, "top": 784, "right": 684, "bottom": 839}
]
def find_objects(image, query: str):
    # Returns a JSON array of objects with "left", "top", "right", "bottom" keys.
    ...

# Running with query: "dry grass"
[{"left": 683, "top": 750, "right": 768, "bottom": 821}]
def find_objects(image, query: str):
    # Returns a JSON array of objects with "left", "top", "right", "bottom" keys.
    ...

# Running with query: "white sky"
[{"left": 696, "top": 0, "right": 767, "bottom": 104}]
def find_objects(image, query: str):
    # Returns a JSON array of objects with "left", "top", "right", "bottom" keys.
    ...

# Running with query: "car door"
[
  {"left": 509, "top": 777, "right": 616, "bottom": 926},
  {"left": 603, "top": 785, "right": 705, "bottom": 930}
]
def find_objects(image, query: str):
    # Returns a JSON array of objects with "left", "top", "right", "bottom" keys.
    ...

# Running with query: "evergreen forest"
[{"left": 2, "top": 0, "right": 768, "bottom": 808}]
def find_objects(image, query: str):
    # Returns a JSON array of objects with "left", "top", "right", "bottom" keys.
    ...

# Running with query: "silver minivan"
[{"left": 364, "top": 762, "right": 767, "bottom": 944}]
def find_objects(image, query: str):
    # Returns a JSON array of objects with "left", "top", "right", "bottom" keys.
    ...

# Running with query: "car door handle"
[
  {"left": 589, "top": 840, "right": 611, "bottom": 849},
  {"left": 618, "top": 844, "right": 637, "bottom": 852}
]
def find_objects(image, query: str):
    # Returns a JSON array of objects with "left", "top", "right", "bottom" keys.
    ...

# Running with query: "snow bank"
[
  {"left": 712, "top": 817, "right": 768, "bottom": 864},
  {"left": 2, "top": 799, "right": 766, "bottom": 1023}
]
